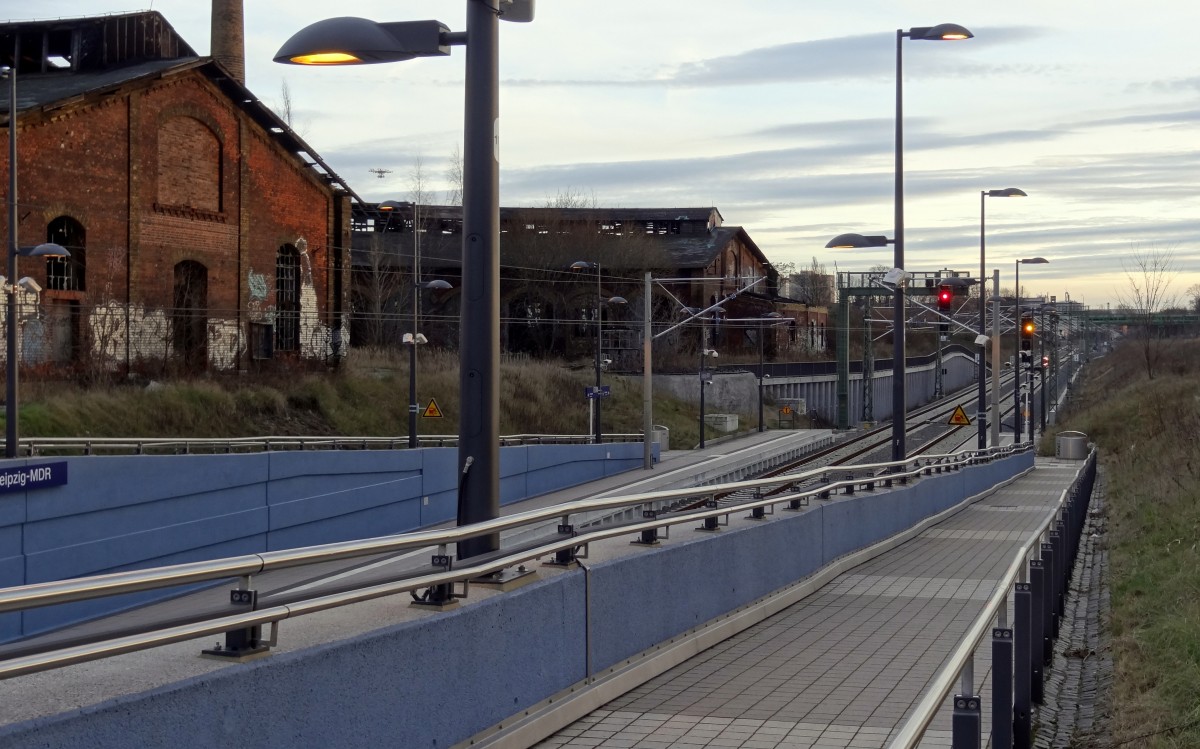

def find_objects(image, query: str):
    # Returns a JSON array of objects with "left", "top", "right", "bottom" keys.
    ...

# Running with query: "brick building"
[
  {"left": 351, "top": 203, "right": 829, "bottom": 365},
  {"left": 0, "top": 10, "right": 353, "bottom": 374}
]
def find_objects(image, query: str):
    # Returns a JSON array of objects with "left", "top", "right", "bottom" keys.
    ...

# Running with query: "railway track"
[{"left": 674, "top": 371, "right": 1025, "bottom": 514}]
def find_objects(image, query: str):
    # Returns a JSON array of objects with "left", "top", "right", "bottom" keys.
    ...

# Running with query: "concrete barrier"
[{"left": 0, "top": 451, "right": 1032, "bottom": 749}]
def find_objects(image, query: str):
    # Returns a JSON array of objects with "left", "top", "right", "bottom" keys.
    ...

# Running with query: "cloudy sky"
[{"left": 15, "top": 1, "right": 1200, "bottom": 307}]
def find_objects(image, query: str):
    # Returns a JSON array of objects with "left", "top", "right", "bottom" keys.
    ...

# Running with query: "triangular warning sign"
[
  {"left": 422, "top": 398, "right": 444, "bottom": 418},
  {"left": 947, "top": 405, "right": 971, "bottom": 427}
]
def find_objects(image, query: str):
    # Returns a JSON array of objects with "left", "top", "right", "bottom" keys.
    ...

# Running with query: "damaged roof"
[{"left": 0, "top": 11, "right": 360, "bottom": 203}]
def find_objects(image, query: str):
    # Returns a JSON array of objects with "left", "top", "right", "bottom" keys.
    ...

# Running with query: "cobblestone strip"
[{"left": 1034, "top": 467, "right": 1112, "bottom": 747}]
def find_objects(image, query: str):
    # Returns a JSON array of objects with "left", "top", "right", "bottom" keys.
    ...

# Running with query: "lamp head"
[
  {"left": 379, "top": 200, "right": 407, "bottom": 212},
  {"left": 18, "top": 242, "right": 70, "bottom": 258},
  {"left": 1018, "top": 257, "right": 1049, "bottom": 265},
  {"left": 986, "top": 187, "right": 1027, "bottom": 198},
  {"left": 909, "top": 23, "right": 974, "bottom": 41},
  {"left": 422, "top": 279, "right": 453, "bottom": 290},
  {"left": 274, "top": 18, "right": 450, "bottom": 65},
  {"left": 826, "top": 233, "right": 891, "bottom": 249}
]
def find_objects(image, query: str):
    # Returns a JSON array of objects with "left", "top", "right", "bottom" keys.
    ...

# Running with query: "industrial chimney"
[{"left": 210, "top": 0, "right": 245, "bottom": 86}]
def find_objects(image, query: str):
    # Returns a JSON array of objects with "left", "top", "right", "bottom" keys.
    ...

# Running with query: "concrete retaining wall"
[
  {"left": 0, "top": 452, "right": 1032, "bottom": 748},
  {"left": 0, "top": 442, "right": 649, "bottom": 641}
]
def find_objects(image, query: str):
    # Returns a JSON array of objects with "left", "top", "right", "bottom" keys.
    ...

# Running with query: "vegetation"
[
  {"left": 12, "top": 347, "right": 767, "bottom": 449},
  {"left": 1043, "top": 338, "right": 1200, "bottom": 747}
]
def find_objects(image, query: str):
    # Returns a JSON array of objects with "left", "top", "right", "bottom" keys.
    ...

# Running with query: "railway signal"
[
  {"left": 937, "top": 284, "right": 953, "bottom": 311},
  {"left": 1020, "top": 316, "right": 1035, "bottom": 351}
]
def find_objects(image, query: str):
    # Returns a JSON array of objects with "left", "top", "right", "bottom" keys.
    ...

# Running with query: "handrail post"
[
  {"left": 1029, "top": 557, "right": 1047, "bottom": 702},
  {"left": 952, "top": 691, "right": 981, "bottom": 749},
  {"left": 992, "top": 623, "right": 1014, "bottom": 749},
  {"left": 1014, "top": 580, "right": 1033, "bottom": 747}
]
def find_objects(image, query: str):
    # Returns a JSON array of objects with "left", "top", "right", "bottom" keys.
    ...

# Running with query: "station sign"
[{"left": 0, "top": 461, "right": 69, "bottom": 494}]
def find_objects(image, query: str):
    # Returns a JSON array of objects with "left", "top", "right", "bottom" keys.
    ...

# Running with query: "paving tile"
[{"left": 533, "top": 462, "right": 1077, "bottom": 749}]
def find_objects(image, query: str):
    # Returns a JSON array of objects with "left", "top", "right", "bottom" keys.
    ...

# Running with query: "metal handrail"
[
  {"left": 17, "top": 433, "right": 649, "bottom": 456},
  {"left": 887, "top": 447, "right": 1095, "bottom": 748},
  {"left": 0, "top": 443, "right": 1028, "bottom": 679}
]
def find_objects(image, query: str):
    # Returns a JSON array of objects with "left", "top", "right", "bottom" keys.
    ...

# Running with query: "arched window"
[
  {"left": 46, "top": 216, "right": 86, "bottom": 291},
  {"left": 157, "top": 116, "right": 222, "bottom": 211},
  {"left": 275, "top": 244, "right": 301, "bottom": 353},
  {"left": 172, "top": 260, "right": 208, "bottom": 370}
]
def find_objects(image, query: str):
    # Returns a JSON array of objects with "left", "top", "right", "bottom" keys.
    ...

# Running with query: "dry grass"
[
  {"left": 11, "top": 347, "right": 758, "bottom": 446},
  {"left": 1049, "top": 339, "right": 1200, "bottom": 747}
]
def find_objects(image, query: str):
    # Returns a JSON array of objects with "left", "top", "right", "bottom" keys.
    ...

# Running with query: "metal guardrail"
[
  {"left": 0, "top": 444, "right": 1028, "bottom": 679},
  {"left": 16, "top": 433, "right": 648, "bottom": 457},
  {"left": 889, "top": 447, "right": 1097, "bottom": 749}
]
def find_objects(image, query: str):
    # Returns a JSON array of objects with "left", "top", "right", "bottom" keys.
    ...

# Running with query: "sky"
[{"left": 10, "top": 1, "right": 1200, "bottom": 308}]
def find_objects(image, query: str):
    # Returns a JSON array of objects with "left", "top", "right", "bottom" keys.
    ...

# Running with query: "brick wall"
[{"left": 0, "top": 67, "right": 347, "bottom": 371}]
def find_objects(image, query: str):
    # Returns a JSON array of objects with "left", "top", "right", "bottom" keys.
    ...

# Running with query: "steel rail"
[
  {"left": 888, "top": 447, "right": 1095, "bottom": 748},
  {"left": 19, "top": 432, "right": 649, "bottom": 456}
]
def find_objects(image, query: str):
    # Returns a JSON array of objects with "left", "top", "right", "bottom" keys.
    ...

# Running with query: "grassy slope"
[
  {"left": 1045, "top": 339, "right": 1200, "bottom": 747},
  {"left": 14, "top": 348, "right": 762, "bottom": 448}
]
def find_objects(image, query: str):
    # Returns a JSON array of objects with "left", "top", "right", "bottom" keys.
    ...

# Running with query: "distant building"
[
  {"left": 0, "top": 9, "right": 353, "bottom": 374},
  {"left": 350, "top": 203, "right": 829, "bottom": 363}
]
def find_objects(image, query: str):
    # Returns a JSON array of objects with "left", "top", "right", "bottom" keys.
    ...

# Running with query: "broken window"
[
  {"left": 275, "top": 244, "right": 301, "bottom": 353},
  {"left": 46, "top": 216, "right": 87, "bottom": 291},
  {"left": 172, "top": 260, "right": 208, "bottom": 370}
]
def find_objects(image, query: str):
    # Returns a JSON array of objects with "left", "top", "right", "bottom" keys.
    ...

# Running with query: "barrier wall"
[
  {"left": 0, "top": 442, "right": 649, "bottom": 641},
  {"left": 0, "top": 452, "right": 1033, "bottom": 748}
]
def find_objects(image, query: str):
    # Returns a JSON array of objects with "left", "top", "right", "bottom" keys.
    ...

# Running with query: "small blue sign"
[
  {"left": 0, "top": 461, "right": 69, "bottom": 494},
  {"left": 585, "top": 385, "right": 612, "bottom": 400}
]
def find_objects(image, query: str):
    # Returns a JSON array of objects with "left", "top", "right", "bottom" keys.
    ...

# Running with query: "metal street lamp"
[
  {"left": 837, "top": 23, "right": 976, "bottom": 466},
  {"left": 406, "top": 279, "right": 452, "bottom": 449},
  {"left": 1013, "top": 256, "right": 1048, "bottom": 441},
  {"left": 889, "top": 22, "right": 972, "bottom": 462},
  {"left": 698, "top": 342, "right": 718, "bottom": 449},
  {"left": 758, "top": 312, "right": 783, "bottom": 433},
  {"left": 571, "top": 261, "right": 626, "bottom": 443},
  {"left": 978, "top": 187, "right": 1027, "bottom": 448},
  {"left": 4, "top": 65, "right": 72, "bottom": 458},
  {"left": 275, "top": 2, "right": 534, "bottom": 560}
]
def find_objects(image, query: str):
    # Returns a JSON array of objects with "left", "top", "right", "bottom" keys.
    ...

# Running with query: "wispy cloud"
[{"left": 504, "top": 27, "right": 1049, "bottom": 88}]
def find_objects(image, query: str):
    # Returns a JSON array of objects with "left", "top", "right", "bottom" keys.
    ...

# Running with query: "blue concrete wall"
[
  {"left": 0, "top": 442, "right": 649, "bottom": 641},
  {"left": 0, "top": 452, "right": 1031, "bottom": 749}
]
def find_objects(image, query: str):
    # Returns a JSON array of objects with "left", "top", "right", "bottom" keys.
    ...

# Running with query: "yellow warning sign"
[
  {"left": 422, "top": 398, "right": 444, "bottom": 418},
  {"left": 947, "top": 405, "right": 971, "bottom": 427},
  {"left": 780, "top": 406, "right": 793, "bottom": 415}
]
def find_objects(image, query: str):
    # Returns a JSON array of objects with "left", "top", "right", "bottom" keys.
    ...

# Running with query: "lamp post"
[
  {"left": 829, "top": 22, "right": 971, "bottom": 465},
  {"left": 571, "top": 261, "right": 625, "bottom": 443},
  {"left": 406, "top": 279, "right": 452, "bottom": 449},
  {"left": 757, "top": 313, "right": 782, "bottom": 433},
  {"left": 276, "top": 3, "right": 533, "bottom": 560},
  {"left": 698, "top": 337, "right": 718, "bottom": 449},
  {"left": 1013, "top": 257, "right": 1048, "bottom": 441},
  {"left": 1039, "top": 303, "right": 1049, "bottom": 434},
  {"left": 979, "top": 187, "right": 1026, "bottom": 449},
  {"left": 4, "top": 65, "right": 71, "bottom": 458}
]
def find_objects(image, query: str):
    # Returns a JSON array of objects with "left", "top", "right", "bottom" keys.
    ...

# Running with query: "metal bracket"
[
  {"left": 202, "top": 575, "right": 270, "bottom": 660},
  {"left": 633, "top": 508, "right": 666, "bottom": 545},
  {"left": 411, "top": 546, "right": 466, "bottom": 607}
]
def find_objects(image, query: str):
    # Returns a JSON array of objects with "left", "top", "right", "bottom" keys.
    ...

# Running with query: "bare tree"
[
  {"left": 1186, "top": 282, "right": 1200, "bottom": 313},
  {"left": 789, "top": 256, "right": 834, "bottom": 307},
  {"left": 280, "top": 79, "right": 294, "bottom": 128},
  {"left": 544, "top": 187, "right": 598, "bottom": 209},
  {"left": 1116, "top": 244, "right": 1180, "bottom": 379},
  {"left": 444, "top": 144, "right": 463, "bottom": 206}
]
